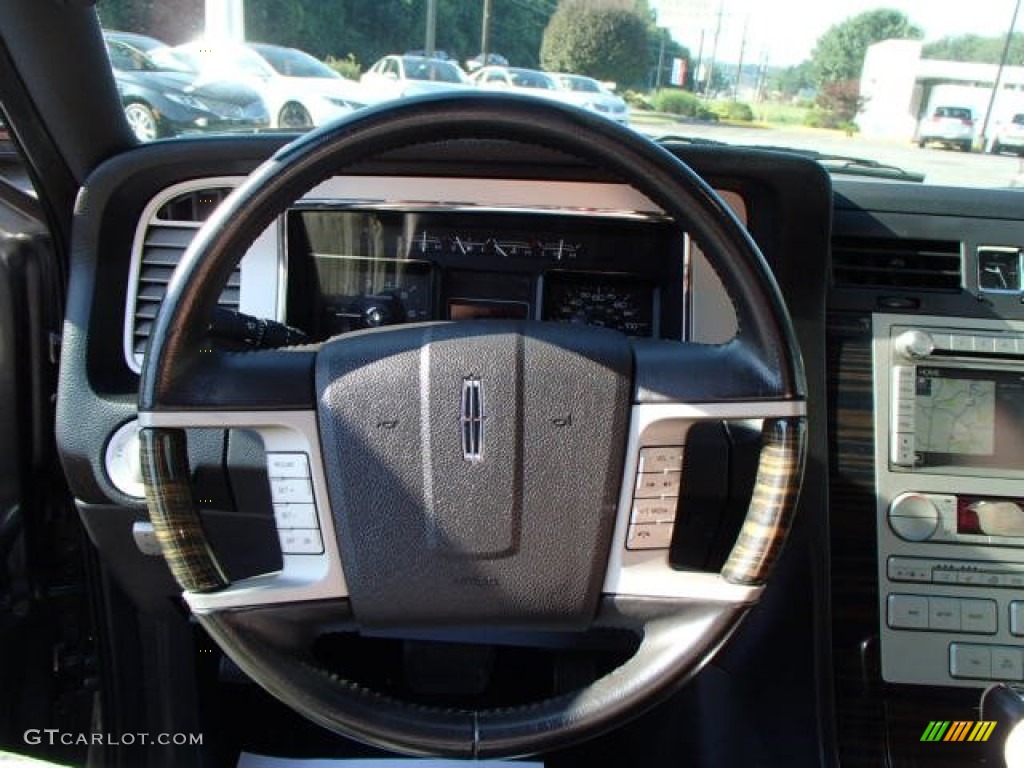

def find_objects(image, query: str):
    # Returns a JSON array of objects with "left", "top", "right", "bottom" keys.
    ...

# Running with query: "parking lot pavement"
[{"left": 630, "top": 115, "right": 1024, "bottom": 189}]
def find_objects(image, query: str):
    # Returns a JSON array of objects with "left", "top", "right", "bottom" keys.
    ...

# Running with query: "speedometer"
[{"left": 542, "top": 272, "right": 655, "bottom": 337}]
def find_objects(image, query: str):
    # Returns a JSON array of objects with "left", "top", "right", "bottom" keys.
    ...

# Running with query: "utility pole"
[
  {"left": 481, "top": 0, "right": 493, "bottom": 63},
  {"left": 425, "top": 0, "right": 437, "bottom": 57},
  {"left": 656, "top": 28, "right": 666, "bottom": 89},
  {"left": 695, "top": 29, "right": 705, "bottom": 92},
  {"left": 980, "top": 0, "right": 1021, "bottom": 150},
  {"left": 734, "top": 15, "right": 748, "bottom": 101},
  {"left": 704, "top": 1, "right": 724, "bottom": 97}
]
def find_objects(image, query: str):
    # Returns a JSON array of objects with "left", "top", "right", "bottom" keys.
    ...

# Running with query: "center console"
[{"left": 875, "top": 313, "right": 1024, "bottom": 688}]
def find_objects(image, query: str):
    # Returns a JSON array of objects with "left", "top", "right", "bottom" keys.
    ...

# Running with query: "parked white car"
[
  {"left": 469, "top": 66, "right": 564, "bottom": 103},
  {"left": 173, "top": 42, "right": 366, "bottom": 129},
  {"left": 360, "top": 55, "right": 470, "bottom": 103},
  {"left": 917, "top": 105, "right": 975, "bottom": 152},
  {"left": 550, "top": 73, "right": 629, "bottom": 125},
  {"left": 990, "top": 113, "right": 1024, "bottom": 156}
]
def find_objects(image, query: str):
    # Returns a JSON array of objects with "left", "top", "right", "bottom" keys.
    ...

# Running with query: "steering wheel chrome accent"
[{"left": 139, "top": 92, "right": 807, "bottom": 757}]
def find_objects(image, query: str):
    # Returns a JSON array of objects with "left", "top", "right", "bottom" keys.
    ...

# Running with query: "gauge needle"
[
  {"left": 494, "top": 242, "right": 508, "bottom": 258},
  {"left": 984, "top": 265, "right": 1008, "bottom": 288},
  {"left": 455, "top": 236, "right": 467, "bottom": 255}
]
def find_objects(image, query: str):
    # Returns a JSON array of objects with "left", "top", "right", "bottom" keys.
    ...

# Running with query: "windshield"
[
  {"left": 252, "top": 44, "right": 339, "bottom": 79},
  {"left": 105, "top": 38, "right": 194, "bottom": 74},
  {"left": 402, "top": 56, "right": 467, "bottom": 83},
  {"left": 557, "top": 75, "right": 604, "bottom": 94},
  {"left": 97, "top": 0, "right": 1024, "bottom": 188}
]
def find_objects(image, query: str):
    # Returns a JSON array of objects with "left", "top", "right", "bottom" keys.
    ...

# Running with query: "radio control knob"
[
  {"left": 895, "top": 330, "right": 934, "bottom": 360},
  {"left": 889, "top": 493, "right": 940, "bottom": 542}
]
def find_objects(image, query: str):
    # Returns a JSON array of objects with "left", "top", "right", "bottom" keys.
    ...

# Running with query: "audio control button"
[
  {"left": 1010, "top": 602, "right": 1024, "bottom": 637},
  {"left": 887, "top": 594, "right": 928, "bottom": 629},
  {"left": 929, "top": 597, "right": 961, "bottom": 631},
  {"left": 992, "top": 647, "right": 1024, "bottom": 681},
  {"left": 974, "top": 336, "right": 996, "bottom": 354},
  {"left": 888, "top": 493, "right": 939, "bottom": 541},
  {"left": 887, "top": 558, "right": 931, "bottom": 582},
  {"left": 891, "top": 433, "right": 916, "bottom": 466},
  {"left": 951, "top": 334, "right": 975, "bottom": 353},
  {"left": 961, "top": 599, "right": 998, "bottom": 634},
  {"left": 950, "top": 643, "right": 992, "bottom": 679},
  {"left": 638, "top": 446, "right": 684, "bottom": 474},
  {"left": 994, "top": 336, "right": 1017, "bottom": 355},
  {"left": 631, "top": 497, "right": 677, "bottom": 525}
]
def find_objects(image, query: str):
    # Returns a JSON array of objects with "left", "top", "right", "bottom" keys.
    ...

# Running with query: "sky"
[{"left": 650, "top": 0, "right": 1021, "bottom": 68}]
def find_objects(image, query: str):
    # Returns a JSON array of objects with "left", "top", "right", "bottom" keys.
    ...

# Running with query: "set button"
[
  {"left": 267, "top": 452, "right": 324, "bottom": 556},
  {"left": 627, "top": 446, "right": 683, "bottom": 551}
]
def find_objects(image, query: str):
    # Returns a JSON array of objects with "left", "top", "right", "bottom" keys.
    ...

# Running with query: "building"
[{"left": 858, "top": 39, "right": 1024, "bottom": 145}]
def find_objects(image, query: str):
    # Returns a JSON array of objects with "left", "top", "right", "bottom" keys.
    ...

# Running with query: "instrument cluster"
[{"left": 285, "top": 209, "right": 680, "bottom": 342}]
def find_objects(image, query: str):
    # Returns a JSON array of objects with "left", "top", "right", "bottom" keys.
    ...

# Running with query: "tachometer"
[{"left": 542, "top": 272, "right": 655, "bottom": 337}]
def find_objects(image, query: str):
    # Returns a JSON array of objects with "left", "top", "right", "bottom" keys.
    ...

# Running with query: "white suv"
[{"left": 917, "top": 105, "right": 975, "bottom": 152}]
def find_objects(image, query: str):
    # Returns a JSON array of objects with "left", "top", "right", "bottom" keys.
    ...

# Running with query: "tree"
[
  {"left": 540, "top": 1, "right": 651, "bottom": 88},
  {"left": 810, "top": 8, "right": 922, "bottom": 85},
  {"left": 770, "top": 61, "right": 814, "bottom": 99},
  {"left": 923, "top": 33, "right": 1024, "bottom": 66}
]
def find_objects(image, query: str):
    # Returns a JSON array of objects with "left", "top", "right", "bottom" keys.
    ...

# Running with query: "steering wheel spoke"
[{"left": 139, "top": 408, "right": 350, "bottom": 610}]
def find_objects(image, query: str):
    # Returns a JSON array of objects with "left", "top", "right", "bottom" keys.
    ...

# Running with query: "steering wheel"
[{"left": 138, "top": 92, "right": 806, "bottom": 758}]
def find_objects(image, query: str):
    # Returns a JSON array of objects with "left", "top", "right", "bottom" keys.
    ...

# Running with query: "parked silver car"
[
  {"left": 551, "top": 73, "right": 630, "bottom": 125},
  {"left": 917, "top": 105, "right": 975, "bottom": 151}
]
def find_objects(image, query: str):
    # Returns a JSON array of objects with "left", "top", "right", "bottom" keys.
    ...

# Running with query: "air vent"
[
  {"left": 832, "top": 236, "right": 962, "bottom": 291},
  {"left": 126, "top": 184, "right": 240, "bottom": 369}
]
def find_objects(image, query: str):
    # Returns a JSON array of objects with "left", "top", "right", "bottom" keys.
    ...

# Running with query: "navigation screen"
[{"left": 915, "top": 367, "right": 1024, "bottom": 468}]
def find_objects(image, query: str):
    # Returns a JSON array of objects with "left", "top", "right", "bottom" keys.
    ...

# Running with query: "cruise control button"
[
  {"left": 267, "top": 452, "right": 310, "bottom": 478},
  {"left": 961, "top": 599, "right": 998, "bottom": 634},
  {"left": 992, "top": 647, "right": 1024, "bottom": 682},
  {"left": 626, "top": 523, "right": 674, "bottom": 550},
  {"left": 887, "top": 594, "right": 928, "bottom": 629},
  {"left": 638, "top": 446, "right": 684, "bottom": 474},
  {"left": 631, "top": 497, "right": 677, "bottom": 525},
  {"left": 270, "top": 477, "right": 314, "bottom": 504},
  {"left": 273, "top": 503, "right": 318, "bottom": 529},
  {"left": 950, "top": 643, "right": 992, "bottom": 679},
  {"left": 278, "top": 528, "right": 324, "bottom": 555},
  {"left": 634, "top": 472, "right": 682, "bottom": 498}
]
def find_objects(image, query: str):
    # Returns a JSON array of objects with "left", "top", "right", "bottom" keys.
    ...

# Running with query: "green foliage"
[
  {"left": 325, "top": 54, "right": 362, "bottom": 80},
  {"left": 540, "top": 2, "right": 651, "bottom": 89},
  {"left": 803, "top": 79, "right": 864, "bottom": 132},
  {"left": 769, "top": 61, "right": 814, "bottom": 98},
  {"left": 923, "top": 33, "right": 1024, "bottom": 66},
  {"left": 712, "top": 101, "right": 754, "bottom": 122},
  {"left": 651, "top": 89, "right": 701, "bottom": 116},
  {"left": 650, "top": 89, "right": 715, "bottom": 120},
  {"left": 622, "top": 89, "right": 654, "bottom": 110},
  {"left": 810, "top": 8, "right": 922, "bottom": 85}
]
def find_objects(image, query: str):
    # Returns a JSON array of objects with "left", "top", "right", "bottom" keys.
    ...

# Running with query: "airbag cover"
[{"left": 315, "top": 321, "right": 632, "bottom": 630}]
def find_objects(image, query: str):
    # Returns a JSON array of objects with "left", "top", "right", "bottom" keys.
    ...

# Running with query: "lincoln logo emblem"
[{"left": 461, "top": 377, "right": 485, "bottom": 463}]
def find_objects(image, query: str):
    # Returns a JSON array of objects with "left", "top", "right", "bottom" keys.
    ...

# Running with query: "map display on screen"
[{"left": 915, "top": 372, "right": 996, "bottom": 455}]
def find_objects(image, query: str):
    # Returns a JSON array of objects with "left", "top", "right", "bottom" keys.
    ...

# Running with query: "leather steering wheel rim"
[{"left": 138, "top": 92, "right": 807, "bottom": 758}]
